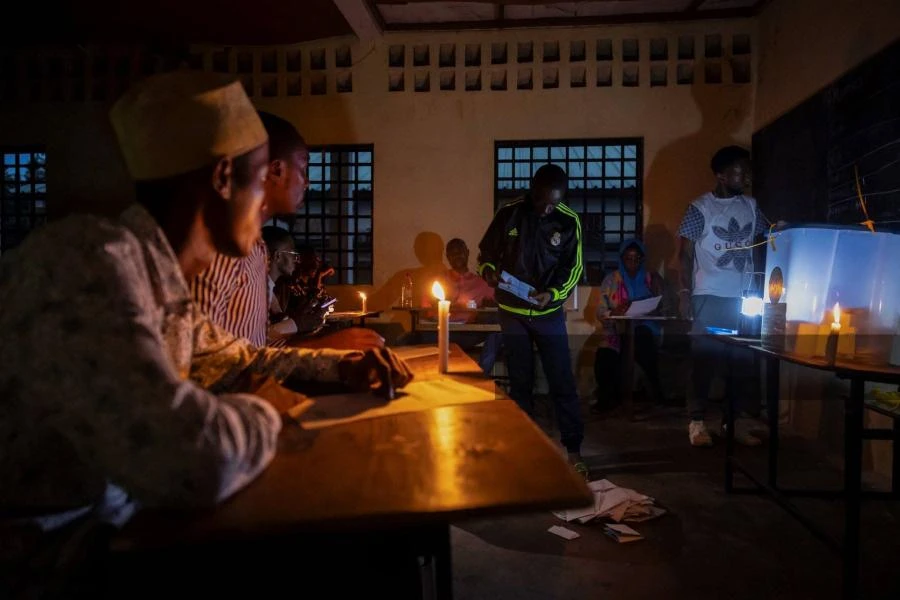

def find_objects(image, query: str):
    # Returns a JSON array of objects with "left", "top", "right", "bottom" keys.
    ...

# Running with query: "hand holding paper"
[{"left": 498, "top": 271, "right": 540, "bottom": 305}]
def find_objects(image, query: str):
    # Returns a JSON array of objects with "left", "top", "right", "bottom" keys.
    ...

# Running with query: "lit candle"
[
  {"left": 824, "top": 303, "right": 840, "bottom": 365},
  {"left": 432, "top": 281, "right": 450, "bottom": 373},
  {"left": 358, "top": 291, "right": 367, "bottom": 314}
]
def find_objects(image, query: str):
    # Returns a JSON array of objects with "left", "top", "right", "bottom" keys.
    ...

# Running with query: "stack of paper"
[
  {"left": 553, "top": 479, "right": 666, "bottom": 524},
  {"left": 603, "top": 523, "right": 643, "bottom": 544}
]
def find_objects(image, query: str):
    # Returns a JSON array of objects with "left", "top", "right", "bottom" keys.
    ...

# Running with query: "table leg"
[
  {"left": 843, "top": 378, "right": 864, "bottom": 600},
  {"left": 433, "top": 524, "right": 453, "bottom": 600},
  {"left": 724, "top": 344, "right": 735, "bottom": 493},
  {"left": 893, "top": 416, "right": 900, "bottom": 495},
  {"left": 766, "top": 356, "right": 780, "bottom": 489},
  {"left": 622, "top": 320, "right": 636, "bottom": 421}
]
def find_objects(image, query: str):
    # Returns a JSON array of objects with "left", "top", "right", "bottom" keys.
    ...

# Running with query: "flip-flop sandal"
[{"left": 573, "top": 461, "right": 590, "bottom": 482}]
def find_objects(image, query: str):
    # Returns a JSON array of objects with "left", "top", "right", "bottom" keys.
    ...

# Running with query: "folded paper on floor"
[{"left": 553, "top": 479, "right": 666, "bottom": 524}]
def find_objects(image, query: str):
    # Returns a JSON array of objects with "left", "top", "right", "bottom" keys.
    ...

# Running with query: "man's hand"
[
  {"left": 482, "top": 268, "right": 499, "bottom": 288},
  {"left": 292, "top": 327, "right": 385, "bottom": 351},
  {"left": 337, "top": 348, "right": 414, "bottom": 400},
  {"left": 610, "top": 302, "right": 630, "bottom": 317},
  {"left": 530, "top": 290, "right": 552, "bottom": 309}
]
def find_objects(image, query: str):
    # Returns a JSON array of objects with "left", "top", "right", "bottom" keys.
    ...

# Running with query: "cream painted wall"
[
  {"left": 755, "top": 0, "right": 900, "bottom": 129},
  {"left": 253, "top": 22, "right": 757, "bottom": 309}
]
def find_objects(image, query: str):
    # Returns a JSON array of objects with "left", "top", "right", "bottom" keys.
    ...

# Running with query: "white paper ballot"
[
  {"left": 498, "top": 270, "right": 539, "bottom": 305},
  {"left": 547, "top": 525, "right": 581, "bottom": 540},
  {"left": 624, "top": 296, "right": 661, "bottom": 317}
]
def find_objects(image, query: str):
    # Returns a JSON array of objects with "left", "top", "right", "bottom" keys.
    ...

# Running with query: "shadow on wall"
[
  {"left": 369, "top": 231, "right": 447, "bottom": 313},
  {"left": 642, "top": 82, "right": 753, "bottom": 289}
]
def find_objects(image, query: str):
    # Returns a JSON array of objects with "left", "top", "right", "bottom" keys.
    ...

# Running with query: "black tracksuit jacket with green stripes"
[{"left": 477, "top": 195, "right": 583, "bottom": 316}]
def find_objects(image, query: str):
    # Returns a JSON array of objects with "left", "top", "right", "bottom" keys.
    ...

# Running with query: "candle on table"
[
  {"left": 824, "top": 303, "right": 840, "bottom": 365},
  {"left": 432, "top": 281, "right": 450, "bottom": 374},
  {"left": 358, "top": 291, "right": 367, "bottom": 314}
]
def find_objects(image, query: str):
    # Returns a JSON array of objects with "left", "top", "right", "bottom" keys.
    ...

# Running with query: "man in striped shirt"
[
  {"left": 190, "top": 112, "right": 305, "bottom": 347},
  {"left": 191, "top": 111, "right": 383, "bottom": 351}
]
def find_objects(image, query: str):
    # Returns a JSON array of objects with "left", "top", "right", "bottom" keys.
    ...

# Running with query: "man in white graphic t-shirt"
[{"left": 678, "top": 146, "right": 770, "bottom": 448}]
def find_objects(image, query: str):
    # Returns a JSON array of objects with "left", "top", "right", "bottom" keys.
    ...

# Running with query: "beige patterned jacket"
[{"left": 0, "top": 204, "right": 352, "bottom": 518}]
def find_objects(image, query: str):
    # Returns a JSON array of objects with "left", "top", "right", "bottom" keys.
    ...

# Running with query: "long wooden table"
[{"left": 112, "top": 345, "right": 590, "bottom": 598}]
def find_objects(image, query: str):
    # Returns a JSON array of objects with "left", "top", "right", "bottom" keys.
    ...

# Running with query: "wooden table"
[
  {"left": 712, "top": 335, "right": 900, "bottom": 600},
  {"left": 113, "top": 345, "right": 590, "bottom": 598},
  {"left": 325, "top": 309, "right": 381, "bottom": 327},
  {"left": 602, "top": 316, "right": 682, "bottom": 420},
  {"left": 394, "top": 306, "right": 499, "bottom": 334}
]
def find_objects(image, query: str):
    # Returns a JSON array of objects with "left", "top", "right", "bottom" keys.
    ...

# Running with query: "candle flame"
[
  {"left": 832, "top": 302, "right": 840, "bottom": 324},
  {"left": 431, "top": 281, "right": 445, "bottom": 301},
  {"left": 358, "top": 291, "right": 366, "bottom": 300}
]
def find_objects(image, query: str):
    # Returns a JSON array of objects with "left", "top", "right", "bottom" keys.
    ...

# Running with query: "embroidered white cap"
[{"left": 109, "top": 71, "right": 267, "bottom": 181}]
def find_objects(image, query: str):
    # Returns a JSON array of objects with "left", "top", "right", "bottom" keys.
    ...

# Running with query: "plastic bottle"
[{"left": 400, "top": 272, "right": 414, "bottom": 308}]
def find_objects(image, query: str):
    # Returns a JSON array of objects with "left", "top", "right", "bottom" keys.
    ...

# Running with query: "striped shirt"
[{"left": 191, "top": 239, "right": 268, "bottom": 347}]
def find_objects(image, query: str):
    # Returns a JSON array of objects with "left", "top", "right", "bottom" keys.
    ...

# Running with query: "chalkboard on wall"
[{"left": 754, "top": 39, "right": 900, "bottom": 227}]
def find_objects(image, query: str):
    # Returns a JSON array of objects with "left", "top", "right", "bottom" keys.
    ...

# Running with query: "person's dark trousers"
[
  {"left": 593, "top": 325, "right": 662, "bottom": 410},
  {"left": 689, "top": 294, "right": 759, "bottom": 421},
  {"left": 478, "top": 333, "right": 503, "bottom": 374},
  {"left": 499, "top": 307, "right": 584, "bottom": 454},
  {"left": 633, "top": 325, "right": 664, "bottom": 402}
]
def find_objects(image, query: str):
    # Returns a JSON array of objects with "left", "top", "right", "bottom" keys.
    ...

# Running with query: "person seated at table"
[
  {"left": 0, "top": 72, "right": 412, "bottom": 597},
  {"left": 416, "top": 238, "right": 502, "bottom": 374},
  {"left": 263, "top": 227, "right": 332, "bottom": 345},
  {"left": 191, "top": 110, "right": 382, "bottom": 352},
  {"left": 593, "top": 238, "right": 666, "bottom": 412},
  {"left": 444, "top": 238, "right": 497, "bottom": 315}
]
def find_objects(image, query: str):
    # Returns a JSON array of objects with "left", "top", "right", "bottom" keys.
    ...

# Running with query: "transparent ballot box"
[{"left": 762, "top": 224, "right": 900, "bottom": 364}]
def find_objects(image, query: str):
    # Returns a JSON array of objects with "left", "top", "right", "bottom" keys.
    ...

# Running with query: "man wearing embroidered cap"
[{"left": 0, "top": 72, "right": 412, "bottom": 592}]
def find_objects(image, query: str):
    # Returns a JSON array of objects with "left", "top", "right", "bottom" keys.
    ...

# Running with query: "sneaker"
[
  {"left": 725, "top": 419, "right": 763, "bottom": 446},
  {"left": 689, "top": 421, "right": 713, "bottom": 447},
  {"left": 573, "top": 461, "right": 590, "bottom": 482}
]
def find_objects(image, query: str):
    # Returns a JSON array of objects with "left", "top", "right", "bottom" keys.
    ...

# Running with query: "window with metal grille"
[
  {"left": 269, "top": 145, "right": 373, "bottom": 284},
  {"left": 2, "top": 148, "right": 48, "bottom": 254},
  {"left": 494, "top": 139, "right": 643, "bottom": 285}
]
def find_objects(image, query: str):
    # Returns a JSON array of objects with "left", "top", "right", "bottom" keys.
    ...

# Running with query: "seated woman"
[{"left": 593, "top": 239, "right": 666, "bottom": 412}]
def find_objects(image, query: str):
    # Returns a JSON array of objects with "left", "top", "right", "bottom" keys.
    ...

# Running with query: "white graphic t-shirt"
[{"left": 678, "top": 192, "right": 768, "bottom": 298}]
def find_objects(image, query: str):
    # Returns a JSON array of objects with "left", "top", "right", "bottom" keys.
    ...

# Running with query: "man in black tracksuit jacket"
[{"left": 477, "top": 164, "right": 587, "bottom": 479}]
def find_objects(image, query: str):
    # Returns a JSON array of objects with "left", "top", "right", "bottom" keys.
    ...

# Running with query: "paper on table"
[
  {"left": 624, "top": 296, "right": 661, "bottom": 317},
  {"left": 295, "top": 378, "right": 497, "bottom": 429},
  {"left": 498, "top": 271, "right": 539, "bottom": 305},
  {"left": 390, "top": 346, "right": 440, "bottom": 361}
]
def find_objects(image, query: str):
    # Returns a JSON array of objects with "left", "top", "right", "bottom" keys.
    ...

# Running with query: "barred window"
[
  {"left": 494, "top": 139, "right": 643, "bottom": 284},
  {"left": 2, "top": 148, "right": 48, "bottom": 254},
  {"left": 269, "top": 145, "right": 374, "bottom": 284}
]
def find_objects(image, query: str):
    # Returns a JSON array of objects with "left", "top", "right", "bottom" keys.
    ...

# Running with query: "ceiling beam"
[
  {"left": 332, "top": 0, "right": 383, "bottom": 43},
  {"left": 382, "top": 6, "right": 758, "bottom": 32}
]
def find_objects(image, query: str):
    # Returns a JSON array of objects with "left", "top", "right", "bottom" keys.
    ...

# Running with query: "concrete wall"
[{"left": 754, "top": 0, "right": 900, "bottom": 129}]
